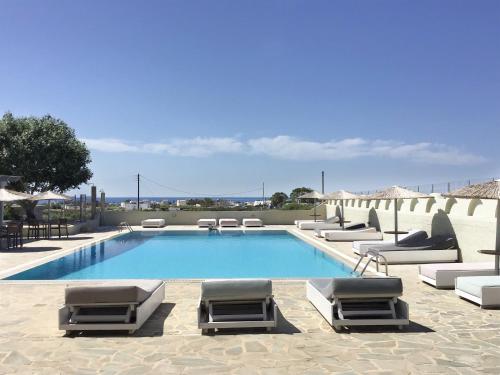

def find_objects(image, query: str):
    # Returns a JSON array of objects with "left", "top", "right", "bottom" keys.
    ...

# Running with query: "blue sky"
[{"left": 1, "top": 0, "right": 499, "bottom": 197}]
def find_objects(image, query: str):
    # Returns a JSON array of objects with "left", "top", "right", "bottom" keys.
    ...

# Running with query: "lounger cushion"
[
  {"left": 243, "top": 218, "right": 263, "bottom": 226},
  {"left": 309, "top": 277, "right": 403, "bottom": 300},
  {"left": 198, "top": 219, "right": 217, "bottom": 226},
  {"left": 419, "top": 262, "right": 494, "bottom": 281},
  {"left": 352, "top": 230, "right": 427, "bottom": 252},
  {"left": 369, "top": 235, "right": 456, "bottom": 252},
  {"left": 455, "top": 276, "right": 500, "bottom": 298},
  {"left": 65, "top": 280, "right": 163, "bottom": 305},
  {"left": 201, "top": 279, "right": 272, "bottom": 302},
  {"left": 332, "top": 277, "right": 403, "bottom": 298},
  {"left": 141, "top": 219, "right": 165, "bottom": 227}
]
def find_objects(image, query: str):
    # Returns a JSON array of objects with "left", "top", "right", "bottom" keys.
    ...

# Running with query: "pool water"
[{"left": 6, "top": 230, "right": 355, "bottom": 280}]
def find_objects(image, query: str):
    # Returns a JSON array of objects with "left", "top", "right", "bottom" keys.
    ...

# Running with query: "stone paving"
[{"left": 0, "top": 227, "right": 499, "bottom": 374}]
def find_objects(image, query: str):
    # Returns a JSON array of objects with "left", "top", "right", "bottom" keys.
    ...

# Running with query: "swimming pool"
[{"left": 6, "top": 230, "right": 355, "bottom": 280}]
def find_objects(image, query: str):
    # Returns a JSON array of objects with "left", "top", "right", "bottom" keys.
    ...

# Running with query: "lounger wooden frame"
[
  {"left": 197, "top": 296, "right": 278, "bottom": 334},
  {"left": 58, "top": 282, "right": 165, "bottom": 334},
  {"left": 306, "top": 281, "right": 409, "bottom": 329}
]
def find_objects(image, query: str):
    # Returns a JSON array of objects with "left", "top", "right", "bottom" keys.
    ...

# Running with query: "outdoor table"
[
  {"left": 477, "top": 250, "right": 500, "bottom": 275},
  {"left": 309, "top": 213, "right": 322, "bottom": 222},
  {"left": 384, "top": 230, "right": 409, "bottom": 235}
]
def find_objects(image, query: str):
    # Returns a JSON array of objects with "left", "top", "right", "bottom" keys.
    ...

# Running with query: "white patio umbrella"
[
  {"left": 299, "top": 191, "right": 325, "bottom": 222},
  {"left": 30, "top": 191, "right": 72, "bottom": 237},
  {"left": 323, "top": 190, "right": 359, "bottom": 229},
  {"left": 367, "top": 186, "right": 430, "bottom": 244},
  {"left": 0, "top": 188, "right": 32, "bottom": 226},
  {"left": 444, "top": 179, "right": 500, "bottom": 274}
]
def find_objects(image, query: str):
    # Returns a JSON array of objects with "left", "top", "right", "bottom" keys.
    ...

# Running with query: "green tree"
[
  {"left": 0, "top": 112, "right": 93, "bottom": 217},
  {"left": 270, "top": 192, "right": 288, "bottom": 208},
  {"left": 290, "top": 187, "right": 313, "bottom": 203}
]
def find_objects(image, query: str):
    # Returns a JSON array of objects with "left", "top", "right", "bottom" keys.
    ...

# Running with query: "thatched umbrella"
[
  {"left": 367, "top": 186, "right": 430, "bottom": 244},
  {"left": 444, "top": 179, "right": 500, "bottom": 273},
  {"left": 299, "top": 191, "right": 325, "bottom": 222},
  {"left": 323, "top": 190, "right": 359, "bottom": 229}
]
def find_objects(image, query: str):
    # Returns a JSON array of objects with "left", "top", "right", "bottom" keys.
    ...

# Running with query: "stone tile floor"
[{"left": 0, "top": 227, "right": 499, "bottom": 374}]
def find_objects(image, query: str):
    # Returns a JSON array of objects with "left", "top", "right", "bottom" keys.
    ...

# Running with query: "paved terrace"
[{"left": 0, "top": 226, "right": 499, "bottom": 374}]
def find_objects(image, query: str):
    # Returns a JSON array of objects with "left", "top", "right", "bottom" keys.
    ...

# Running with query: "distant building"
[
  {"left": 120, "top": 200, "right": 151, "bottom": 211},
  {"left": 253, "top": 200, "right": 271, "bottom": 207},
  {"left": 176, "top": 199, "right": 187, "bottom": 207}
]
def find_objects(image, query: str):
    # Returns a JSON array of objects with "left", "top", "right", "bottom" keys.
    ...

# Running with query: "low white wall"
[
  {"left": 326, "top": 195, "right": 499, "bottom": 262},
  {"left": 102, "top": 207, "right": 326, "bottom": 226}
]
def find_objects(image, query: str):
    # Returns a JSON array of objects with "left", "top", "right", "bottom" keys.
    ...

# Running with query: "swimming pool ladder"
[
  {"left": 118, "top": 222, "right": 134, "bottom": 232},
  {"left": 352, "top": 250, "right": 388, "bottom": 276}
]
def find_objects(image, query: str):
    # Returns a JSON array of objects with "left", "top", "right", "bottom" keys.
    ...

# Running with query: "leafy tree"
[
  {"left": 0, "top": 112, "right": 92, "bottom": 217},
  {"left": 290, "top": 187, "right": 313, "bottom": 203},
  {"left": 270, "top": 192, "right": 288, "bottom": 208}
]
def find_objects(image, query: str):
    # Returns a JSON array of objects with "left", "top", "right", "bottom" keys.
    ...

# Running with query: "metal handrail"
[
  {"left": 118, "top": 222, "right": 134, "bottom": 232},
  {"left": 352, "top": 250, "right": 389, "bottom": 276}
]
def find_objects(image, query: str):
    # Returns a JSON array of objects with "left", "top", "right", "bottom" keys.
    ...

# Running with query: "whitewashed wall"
[{"left": 326, "top": 194, "right": 499, "bottom": 262}]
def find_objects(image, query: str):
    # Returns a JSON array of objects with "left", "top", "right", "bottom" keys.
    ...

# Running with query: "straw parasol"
[
  {"left": 367, "top": 186, "right": 430, "bottom": 244},
  {"left": 323, "top": 190, "right": 359, "bottom": 229},
  {"left": 30, "top": 191, "right": 72, "bottom": 237},
  {"left": 444, "top": 179, "right": 500, "bottom": 273},
  {"left": 299, "top": 191, "right": 325, "bottom": 222}
]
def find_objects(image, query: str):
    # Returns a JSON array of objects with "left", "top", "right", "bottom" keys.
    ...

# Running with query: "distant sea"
[{"left": 104, "top": 197, "right": 263, "bottom": 204}]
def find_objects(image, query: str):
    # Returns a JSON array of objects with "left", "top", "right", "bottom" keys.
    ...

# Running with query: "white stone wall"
[{"left": 326, "top": 195, "right": 499, "bottom": 262}]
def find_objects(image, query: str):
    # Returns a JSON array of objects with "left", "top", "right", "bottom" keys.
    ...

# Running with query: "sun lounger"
[
  {"left": 243, "top": 218, "right": 263, "bottom": 227},
  {"left": 197, "top": 279, "right": 278, "bottom": 334},
  {"left": 306, "top": 277, "right": 409, "bottom": 329},
  {"left": 314, "top": 222, "right": 367, "bottom": 237},
  {"left": 419, "top": 262, "right": 496, "bottom": 289},
  {"left": 352, "top": 230, "right": 427, "bottom": 255},
  {"left": 198, "top": 219, "right": 217, "bottom": 228},
  {"left": 364, "top": 235, "right": 458, "bottom": 264},
  {"left": 59, "top": 280, "right": 165, "bottom": 334},
  {"left": 455, "top": 276, "right": 500, "bottom": 308},
  {"left": 219, "top": 218, "right": 239, "bottom": 227},
  {"left": 300, "top": 220, "right": 363, "bottom": 231},
  {"left": 141, "top": 219, "right": 166, "bottom": 228},
  {"left": 295, "top": 216, "right": 339, "bottom": 227},
  {"left": 323, "top": 227, "right": 383, "bottom": 241}
]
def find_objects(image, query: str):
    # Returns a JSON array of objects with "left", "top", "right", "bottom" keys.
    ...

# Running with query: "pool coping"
[{"left": 0, "top": 225, "right": 380, "bottom": 283}]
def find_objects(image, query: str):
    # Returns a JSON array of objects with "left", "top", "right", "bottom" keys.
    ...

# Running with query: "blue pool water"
[{"left": 6, "top": 230, "right": 354, "bottom": 280}]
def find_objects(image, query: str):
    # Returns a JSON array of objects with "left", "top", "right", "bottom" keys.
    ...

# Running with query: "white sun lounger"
[
  {"left": 323, "top": 227, "right": 383, "bottom": 241},
  {"left": 455, "top": 276, "right": 500, "bottom": 308},
  {"left": 419, "top": 262, "right": 496, "bottom": 289},
  {"left": 59, "top": 280, "right": 165, "bottom": 334},
  {"left": 306, "top": 277, "right": 409, "bottom": 329},
  {"left": 364, "top": 235, "right": 458, "bottom": 264},
  {"left": 219, "top": 218, "right": 239, "bottom": 227},
  {"left": 295, "top": 216, "right": 339, "bottom": 227},
  {"left": 242, "top": 218, "right": 263, "bottom": 227},
  {"left": 197, "top": 279, "right": 278, "bottom": 334},
  {"left": 314, "top": 222, "right": 367, "bottom": 237},
  {"left": 198, "top": 219, "right": 217, "bottom": 228},
  {"left": 298, "top": 218, "right": 354, "bottom": 231},
  {"left": 352, "top": 230, "right": 426, "bottom": 255},
  {"left": 141, "top": 219, "right": 166, "bottom": 228}
]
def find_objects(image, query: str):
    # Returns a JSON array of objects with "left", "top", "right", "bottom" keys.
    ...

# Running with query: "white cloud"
[{"left": 81, "top": 135, "right": 485, "bottom": 166}]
